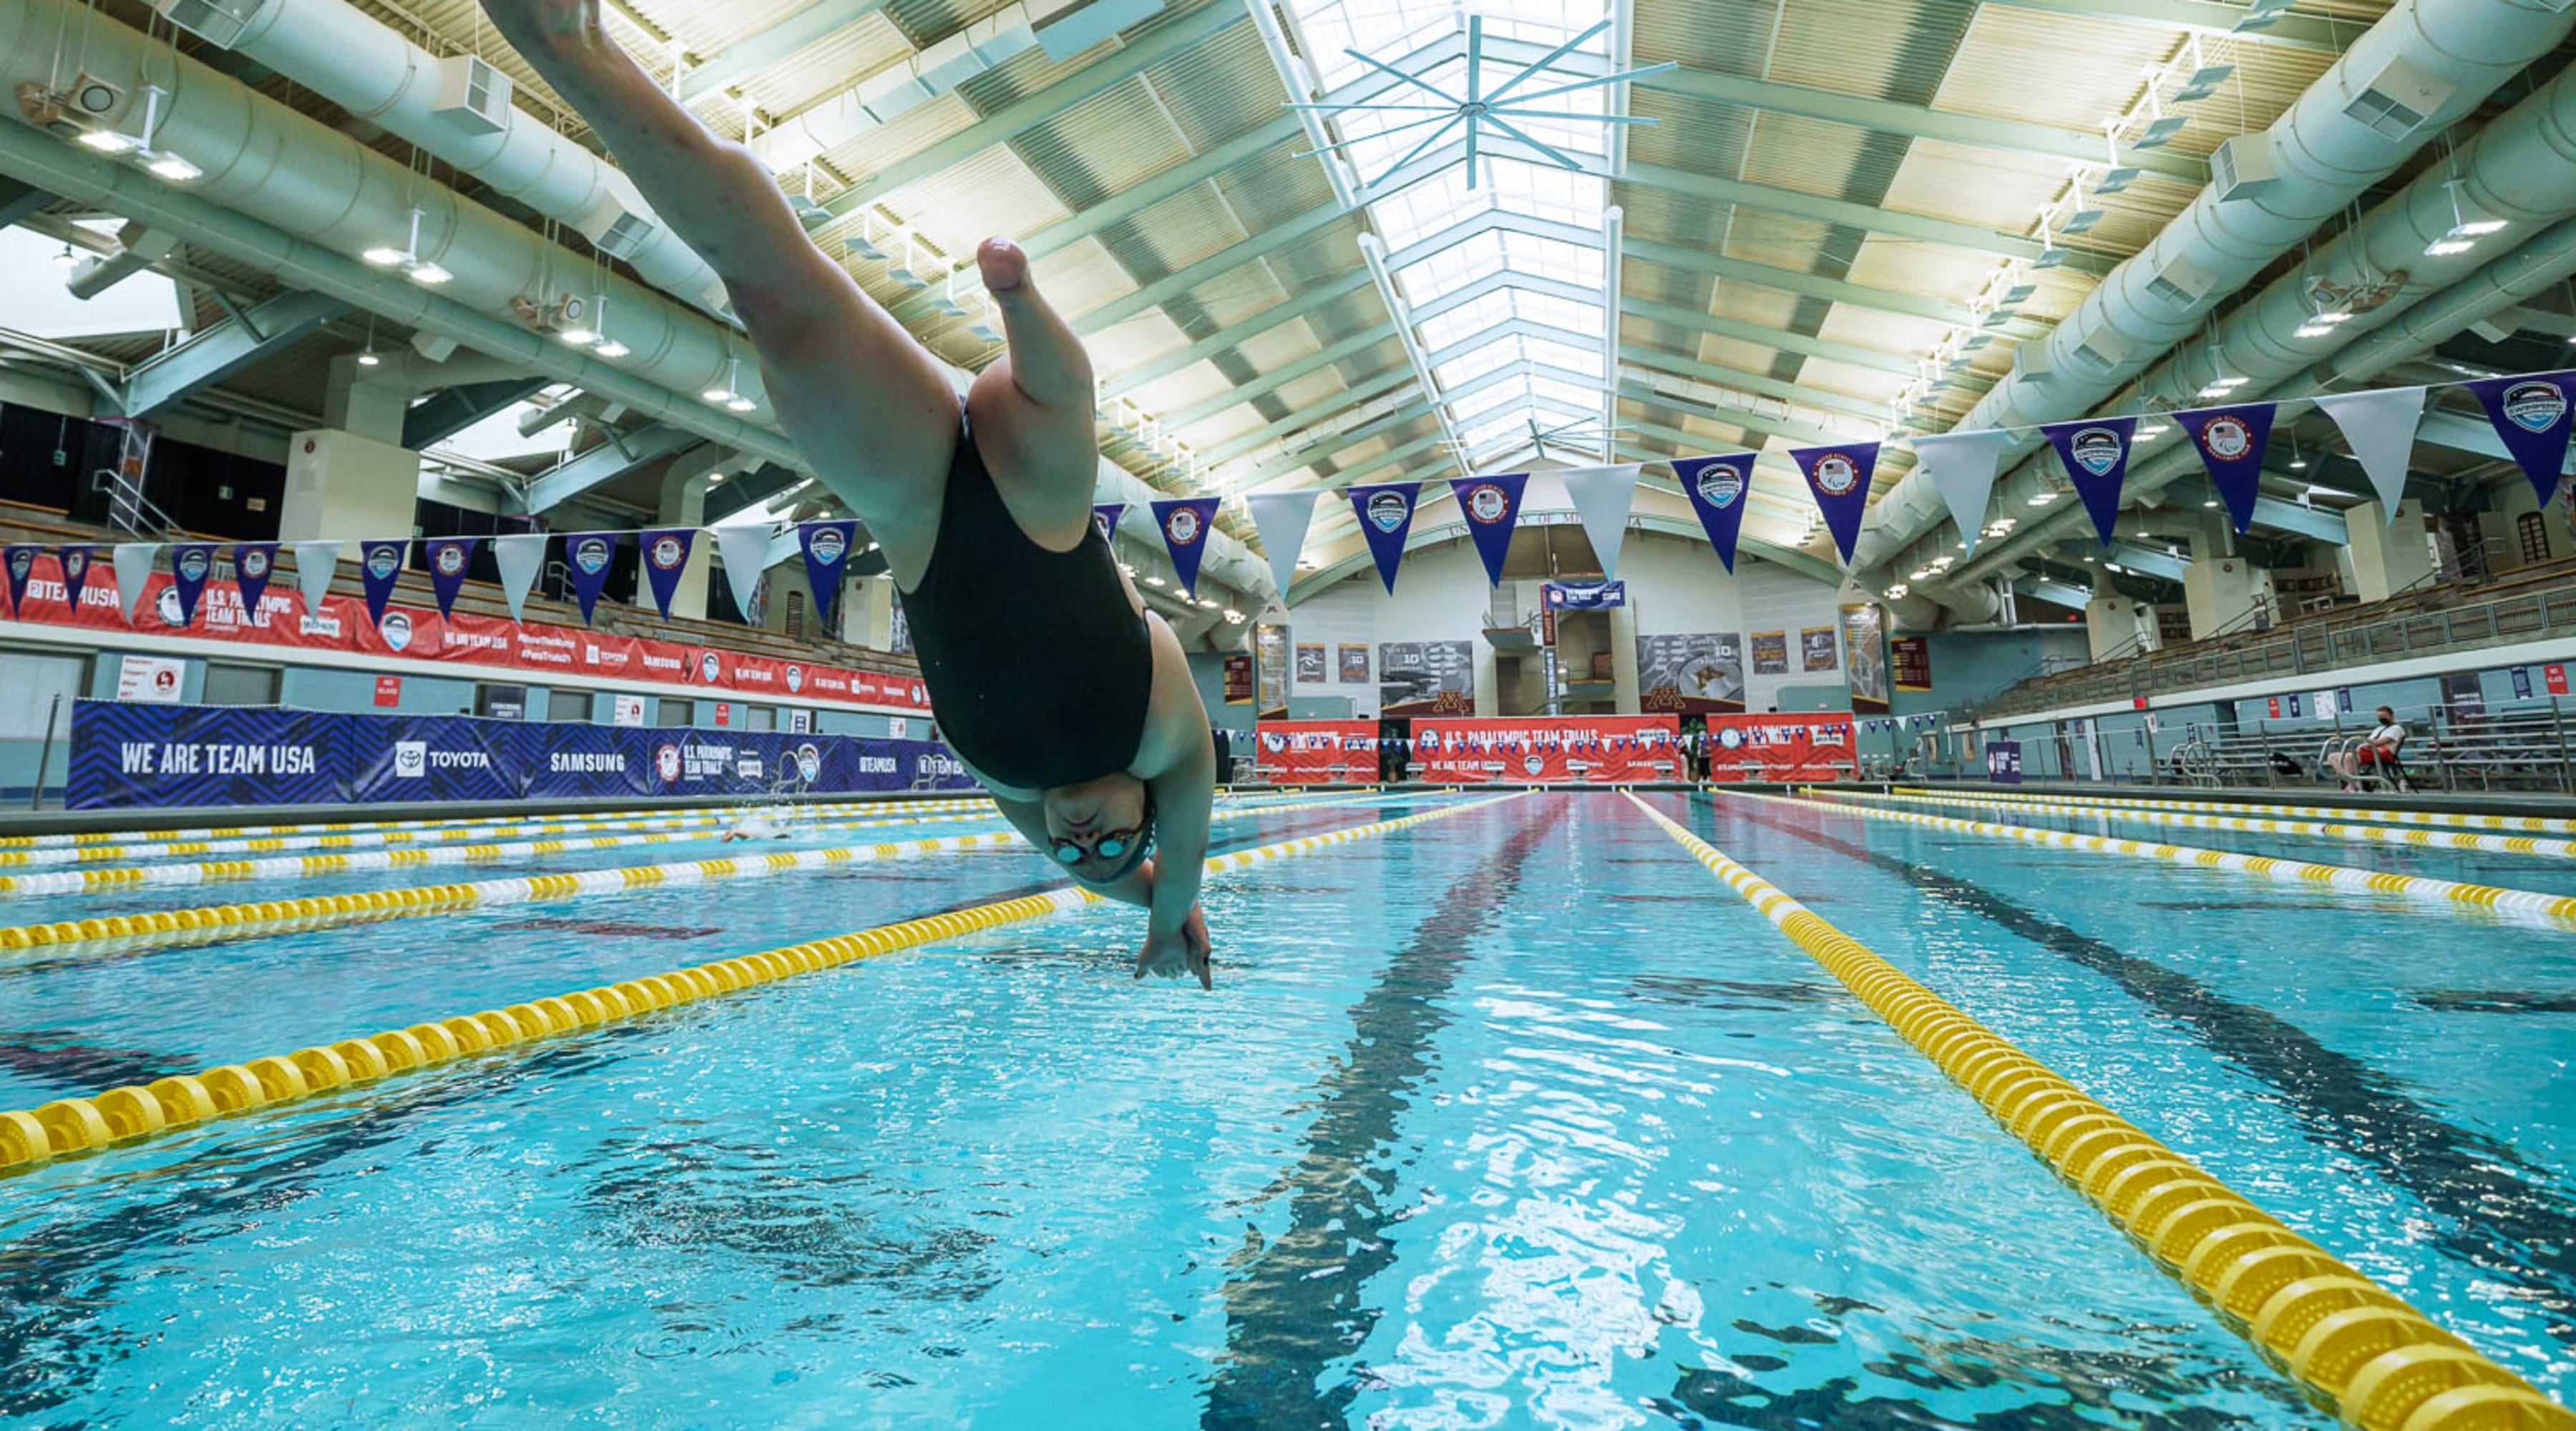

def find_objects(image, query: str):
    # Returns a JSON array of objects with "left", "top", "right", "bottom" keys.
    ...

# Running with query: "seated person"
[{"left": 2344, "top": 706, "right": 2411, "bottom": 792}]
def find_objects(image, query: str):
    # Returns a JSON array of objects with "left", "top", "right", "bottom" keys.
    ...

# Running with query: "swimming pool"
[{"left": 0, "top": 789, "right": 2567, "bottom": 1427}]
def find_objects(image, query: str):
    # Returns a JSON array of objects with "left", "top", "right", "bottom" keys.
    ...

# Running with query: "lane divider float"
[
  {"left": 1743, "top": 791, "right": 2576, "bottom": 928},
  {"left": 1897, "top": 786, "right": 2576, "bottom": 839},
  {"left": 1623, "top": 793, "right": 2568, "bottom": 1431},
  {"left": 1815, "top": 787, "right": 2576, "bottom": 864},
  {"left": 0, "top": 793, "right": 1518, "bottom": 1177}
]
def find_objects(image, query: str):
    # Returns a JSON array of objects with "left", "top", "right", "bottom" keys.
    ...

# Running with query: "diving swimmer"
[{"left": 482, "top": 0, "right": 1215, "bottom": 987}]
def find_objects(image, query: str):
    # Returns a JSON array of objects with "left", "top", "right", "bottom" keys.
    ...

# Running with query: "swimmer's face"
[{"left": 1041, "top": 773, "right": 1153, "bottom": 882}]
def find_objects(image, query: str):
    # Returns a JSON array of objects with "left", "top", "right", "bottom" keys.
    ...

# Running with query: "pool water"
[{"left": 0, "top": 790, "right": 2567, "bottom": 1428}]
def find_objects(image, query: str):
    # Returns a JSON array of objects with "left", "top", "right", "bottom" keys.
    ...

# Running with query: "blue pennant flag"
[
  {"left": 1449, "top": 474, "right": 1528, "bottom": 586},
  {"left": 639, "top": 527, "right": 696, "bottom": 620},
  {"left": 1093, "top": 503, "right": 1126, "bottom": 542},
  {"left": 168, "top": 543, "right": 218, "bottom": 627},
  {"left": 424, "top": 537, "right": 479, "bottom": 620},
  {"left": 1672, "top": 454, "right": 1755, "bottom": 573},
  {"left": 1788, "top": 442, "right": 1880, "bottom": 565},
  {"left": 799, "top": 519, "right": 859, "bottom": 627},
  {"left": 231, "top": 542, "right": 278, "bottom": 624},
  {"left": 564, "top": 533, "right": 619, "bottom": 625},
  {"left": 2465, "top": 370, "right": 2576, "bottom": 505},
  {"left": 1152, "top": 497, "right": 1222, "bottom": 597},
  {"left": 2175, "top": 403, "right": 2278, "bottom": 534},
  {"left": 1347, "top": 483, "right": 1420, "bottom": 594},
  {"left": 59, "top": 546, "right": 94, "bottom": 612},
  {"left": 358, "top": 539, "right": 409, "bottom": 627},
  {"left": 3, "top": 545, "right": 35, "bottom": 612},
  {"left": 2039, "top": 416, "right": 2139, "bottom": 547}
]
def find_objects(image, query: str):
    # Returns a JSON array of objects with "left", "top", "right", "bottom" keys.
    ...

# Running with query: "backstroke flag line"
[
  {"left": 2312, "top": 386, "right": 2426, "bottom": 518},
  {"left": 1790, "top": 442, "right": 1879, "bottom": 565},
  {"left": 1908, "top": 429, "right": 2016, "bottom": 559},
  {"left": 1451, "top": 473, "right": 1528, "bottom": 586},
  {"left": 1672, "top": 454, "right": 1752, "bottom": 573},
  {"left": 1347, "top": 482, "right": 1420, "bottom": 594},
  {"left": 113, "top": 543, "right": 155, "bottom": 625},
  {"left": 1244, "top": 491, "right": 1318, "bottom": 601},
  {"left": 2039, "top": 416, "right": 2139, "bottom": 547},
  {"left": 494, "top": 534, "right": 550, "bottom": 624},
  {"left": 291, "top": 540, "right": 341, "bottom": 620},
  {"left": 2175, "top": 403, "right": 2278, "bottom": 535},
  {"left": 1560, "top": 464, "right": 1641, "bottom": 580},
  {"left": 2464, "top": 370, "right": 2575, "bottom": 505}
]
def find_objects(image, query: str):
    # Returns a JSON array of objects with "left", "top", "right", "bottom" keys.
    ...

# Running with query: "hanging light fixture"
[
  {"left": 364, "top": 207, "right": 452, "bottom": 285},
  {"left": 2426, "top": 180, "right": 2504, "bottom": 258},
  {"left": 703, "top": 355, "right": 756, "bottom": 412}
]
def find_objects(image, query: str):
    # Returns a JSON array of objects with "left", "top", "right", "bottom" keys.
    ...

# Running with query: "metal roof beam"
[
  {"left": 1981, "top": 0, "right": 2348, "bottom": 53},
  {"left": 1621, "top": 236, "right": 1975, "bottom": 327},
  {"left": 1095, "top": 273, "right": 1374, "bottom": 403},
  {"left": 1239, "top": 360, "right": 1546, "bottom": 487},
  {"left": 1619, "top": 343, "right": 1888, "bottom": 423},
  {"left": 1620, "top": 296, "right": 1919, "bottom": 376},
  {"left": 522, "top": 425, "right": 706, "bottom": 514},
  {"left": 1616, "top": 378, "right": 1842, "bottom": 447},
  {"left": 2248, "top": 493, "right": 2348, "bottom": 544},
  {"left": 1425, "top": 316, "right": 1600, "bottom": 370},
  {"left": 1413, "top": 267, "right": 1600, "bottom": 324},
  {"left": 1624, "top": 160, "right": 2113, "bottom": 269},
  {"left": 2103, "top": 539, "right": 2190, "bottom": 580},
  {"left": 0, "top": 177, "right": 50, "bottom": 229},
  {"left": 1160, "top": 321, "right": 1400, "bottom": 429},
  {"left": 1199, "top": 366, "right": 1419, "bottom": 466},
  {"left": 679, "top": 0, "right": 892, "bottom": 102},
  {"left": 405, "top": 376, "right": 548, "bottom": 451},
  {"left": 119, "top": 288, "right": 345, "bottom": 419}
]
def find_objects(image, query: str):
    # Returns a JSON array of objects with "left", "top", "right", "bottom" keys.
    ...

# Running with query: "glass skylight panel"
[
  {"left": 1529, "top": 374, "right": 1605, "bottom": 411},
  {"left": 1394, "top": 230, "right": 1503, "bottom": 305},
  {"left": 1524, "top": 336, "right": 1603, "bottom": 378},
  {"left": 1450, "top": 378, "right": 1528, "bottom": 422},
  {"left": 1434, "top": 338, "right": 1518, "bottom": 389},
  {"left": 1416, "top": 293, "right": 1512, "bottom": 352},
  {"left": 1501, "top": 232, "right": 1601, "bottom": 283}
]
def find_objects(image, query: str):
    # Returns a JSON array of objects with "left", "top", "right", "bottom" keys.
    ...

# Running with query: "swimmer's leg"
[{"left": 965, "top": 241, "right": 1103, "bottom": 550}]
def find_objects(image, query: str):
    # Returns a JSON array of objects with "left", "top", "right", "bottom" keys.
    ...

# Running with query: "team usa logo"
[
  {"left": 380, "top": 610, "right": 414, "bottom": 652},
  {"left": 808, "top": 526, "right": 847, "bottom": 565},
  {"left": 650, "top": 534, "right": 687, "bottom": 571},
  {"left": 573, "top": 536, "right": 613, "bottom": 575},
  {"left": 239, "top": 547, "right": 269, "bottom": 580},
  {"left": 2068, "top": 426, "right": 2125, "bottom": 476},
  {"left": 1812, "top": 454, "right": 1860, "bottom": 497},
  {"left": 2197, "top": 414, "right": 2254, "bottom": 461},
  {"left": 1365, "top": 490, "right": 1411, "bottom": 532},
  {"left": 365, "top": 544, "right": 402, "bottom": 580},
  {"left": 1694, "top": 464, "right": 1745, "bottom": 509},
  {"left": 2502, "top": 380, "right": 2568, "bottom": 433},
  {"left": 655, "top": 743, "right": 683, "bottom": 783},
  {"left": 433, "top": 544, "right": 467, "bottom": 577},
  {"left": 175, "top": 548, "right": 210, "bottom": 582},
  {"left": 1163, "top": 504, "right": 1204, "bottom": 546},
  {"left": 784, "top": 663, "right": 805, "bottom": 693},
  {"left": 1464, "top": 482, "right": 1512, "bottom": 524}
]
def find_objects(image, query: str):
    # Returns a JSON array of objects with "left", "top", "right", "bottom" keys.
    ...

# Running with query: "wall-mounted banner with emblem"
[
  {"left": 2175, "top": 403, "right": 2278, "bottom": 534},
  {"left": 1789, "top": 442, "right": 1879, "bottom": 565},
  {"left": 1152, "top": 497, "right": 1222, "bottom": 597},
  {"left": 2039, "top": 416, "right": 2138, "bottom": 547},
  {"left": 1750, "top": 630, "right": 1789, "bottom": 676},
  {"left": 2464, "top": 369, "right": 2576, "bottom": 504},
  {"left": 1410, "top": 716, "right": 1680, "bottom": 784},
  {"left": 1543, "top": 580, "right": 1626, "bottom": 610},
  {"left": 1672, "top": 454, "right": 1754, "bottom": 572},
  {"left": 1251, "top": 719, "right": 1376, "bottom": 784},
  {"left": 1347, "top": 482, "right": 1421, "bottom": 593},
  {"left": 1701, "top": 713, "right": 1859, "bottom": 783},
  {"left": 638, "top": 527, "right": 697, "bottom": 620},
  {"left": 1450, "top": 473, "right": 1528, "bottom": 586}
]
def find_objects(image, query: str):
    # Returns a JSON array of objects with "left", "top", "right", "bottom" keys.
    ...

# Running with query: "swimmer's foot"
[{"left": 978, "top": 238, "right": 1030, "bottom": 301}]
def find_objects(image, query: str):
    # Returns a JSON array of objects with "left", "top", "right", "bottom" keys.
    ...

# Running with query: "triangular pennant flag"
[
  {"left": 2463, "top": 370, "right": 2575, "bottom": 505},
  {"left": 3, "top": 545, "right": 36, "bottom": 613},
  {"left": 708, "top": 522, "right": 774, "bottom": 626},
  {"left": 1559, "top": 464, "right": 1642, "bottom": 579},
  {"left": 2039, "top": 416, "right": 2139, "bottom": 547},
  {"left": 1151, "top": 497, "right": 1222, "bottom": 598},
  {"left": 1346, "top": 482, "right": 1420, "bottom": 594},
  {"left": 1672, "top": 454, "right": 1755, "bottom": 573},
  {"left": 798, "top": 519, "right": 859, "bottom": 627},
  {"left": 424, "top": 536, "right": 479, "bottom": 620},
  {"left": 112, "top": 543, "right": 157, "bottom": 625},
  {"left": 290, "top": 540, "right": 341, "bottom": 620},
  {"left": 1243, "top": 491, "right": 1317, "bottom": 600},
  {"left": 2312, "top": 386, "right": 2425, "bottom": 518},
  {"left": 638, "top": 527, "right": 696, "bottom": 620},
  {"left": 1908, "top": 429, "right": 2016, "bottom": 560},
  {"left": 168, "top": 542, "right": 218, "bottom": 626},
  {"left": 2174, "top": 403, "right": 2278, "bottom": 534},
  {"left": 357, "top": 538, "right": 409, "bottom": 627},
  {"left": 231, "top": 542, "right": 278, "bottom": 623},
  {"left": 563, "top": 532, "right": 620, "bottom": 625},
  {"left": 492, "top": 533, "right": 549, "bottom": 622},
  {"left": 59, "top": 546, "right": 94, "bottom": 613},
  {"left": 1093, "top": 503, "right": 1126, "bottom": 542},
  {"left": 1789, "top": 443, "right": 1880, "bottom": 565},
  {"left": 1448, "top": 474, "right": 1528, "bottom": 586}
]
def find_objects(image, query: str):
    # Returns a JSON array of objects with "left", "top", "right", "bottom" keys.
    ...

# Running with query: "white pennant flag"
[
  {"left": 1242, "top": 491, "right": 1319, "bottom": 600},
  {"left": 493, "top": 533, "right": 550, "bottom": 622},
  {"left": 1908, "top": 429, "right": 2017, "bottom": 559},
  {"left": 1558, "top": 464, "right": 1642, "bottom": 579},
  {"left": 2311, "top": 387, "right": 2425, "bottom": 519},
  {"left": 112, "top": 543, "right": 157, "bottom": 625},
  {"left": 709, "top": 520, "right": 777, "bottom": 624},
  {"left": 291, "top": 539, "right": 343, "bottom": 618}
]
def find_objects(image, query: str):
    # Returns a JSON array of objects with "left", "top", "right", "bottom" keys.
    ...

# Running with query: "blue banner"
[
  {"left": 167, "top": 543, "right": 218, "bottom": 626},
  {"left": 799, "top": 519, "right": 859, "bottom": 627},
  {"left": 2175, "top": 403, "right": 2277, "bottom": 534},
  {"left": 1347, "top": 482, "right": 1419, "bottom": 594},
  {"left": 640, "top": 527, "right": 696, "bottom": 619},
  {"left": 233, "top": 542, "right": 278, "bottom": 622},
  {"left": 565, "top": 532, "right": 618, "bottom": 624},
  {"left": 424, "top": 537, "right": 479, "bottom": 620},
  {"left": 1672, "top": 453, "right": 1753, "bottom": 574},
  {"left": 1093, "top": 503, "right": 1126, "bottom": 542},
  {"left": 1789, "top": 442, "right": 1878, "bottom": 565},
  {"left": 1543, "top": 581, "right": 1626, "bottom": 610},
  {"left": 59, "top": 545, "right": 94, "bottom": 612},
  {"left": 358, "top": 539, "right": 408, "bottom": 627},
  {"left": 4, "top": 544, "right": 34, "bottom": 612},
  {"left": 67, "top": 700, "right": 983, "bottom": 810},
  {"left": 1985, "top": 739, "right": 2023, "bottom": 785},
  {"left": 1152, "top": 497, "right": 1221, "bottom": 597},
  {"left": 1449, "top": 474, "right": 1527, "bottom": 587},
  {"left": 2465, "top": 370, "right": 2575, "bottom": 505},
  {"left": 2039, "top": 416, "right": 2137, "bottom": 547}
]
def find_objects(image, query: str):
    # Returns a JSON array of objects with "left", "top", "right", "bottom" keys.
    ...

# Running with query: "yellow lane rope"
[
  {"left": 1742, "top": 791, "right": 2576, "bottom": 927},
  {"left": 1820, "top": 787, "right": 2576, "bottom": 864},
  {"left": 0, "top": 791, "right": 1415, "bottom": 952},
  {"left": 0, "top": 795, "right": 996, "bottom": 856},
  {"left": 0, "top": 793, "right": 1517, "bottom": 1176},
  {"left": 1896, "top": 786, "right": 2576, "bottom": 838},
  {"left": 1621, "top": 793, "right": 2570, "bottom": 1431}
]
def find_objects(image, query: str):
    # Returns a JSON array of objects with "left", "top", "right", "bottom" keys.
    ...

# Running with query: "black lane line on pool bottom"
[
  {"left": 1200, "top": 798, "right": 1562, "bottom": 1431},
  {"left": 1719, "top": 795, "right": 2576, "bottom": 1343}
]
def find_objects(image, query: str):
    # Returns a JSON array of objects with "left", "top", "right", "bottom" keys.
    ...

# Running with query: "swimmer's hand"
[{"left": 1135, "top": 899, "right": 1212, "bottom": 991}]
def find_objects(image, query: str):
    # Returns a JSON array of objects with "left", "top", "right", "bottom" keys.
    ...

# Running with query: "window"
[
  {"left": 200, "top": 662, "right": 278, "bottom": 707},
  {"left": 2519, "top": 511, "right": 2552, "bottom": 565},
  {"left": 475, "top": 683, "right": 528, "bottom": 719},
  {"left": 743, "top": 705, "right": 776, "bottom": 732},
  {"left": 547, "top": 688, "right": 591, "bottom": 723},
  {"left": 0, "top": 651, "right": 86, "bottom": 738},
  {"left": 785, "top": 588, "right": 806, "bottom": 641},
  {"left": 660, "top": 698, "right": 693, "bottom": 727}
]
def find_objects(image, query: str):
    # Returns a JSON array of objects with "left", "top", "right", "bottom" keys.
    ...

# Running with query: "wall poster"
[
  {"left": 1891, "top": 635, "right": 1932, "bottom": 692},
  {"left": 1337, "top": 644, "right": 1370, "bottom": 685},
  {"left": 1800, "top": 626, "right": 1840, "bottom": 673},
  {"left": 1635, "top": 633, "right": 1745, "bottom": 714},
  {"left": 1840, "top": 604, "right": 1890, "bottom": 716},
  {"left": 1750, "top": 631, "right": 1789, "bottom": 676},
  {"left": 1295, "top": 644, "right": 1328, "bottom": 684},
  {"left": 1254, "top": 624, "right": 1289, "bottom": 719},
  {"left": 1223, "top": 653, "right": 1254, "bottom": 705},
  {"left": 1379, "top": 640, "right": 1476, "bottom": 716}
]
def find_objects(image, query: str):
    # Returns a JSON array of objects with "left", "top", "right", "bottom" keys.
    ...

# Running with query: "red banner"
[
  {"left": 0, "top": 555, "right": 931, "bottom": 713},
  {"left": 1703, "top": 713, "right": 1858, "bottom": 783},
  {"left": 1252, "top": 720, "right": 1377, "bottom": 784},
  {"left": 1413, "top": 716, "right": 1682, "bottom": 784}
]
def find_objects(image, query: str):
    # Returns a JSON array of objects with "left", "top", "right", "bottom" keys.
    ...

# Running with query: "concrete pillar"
[
  {"left": 2344, "top": 499, "right": 2434, "bottom": 602},
  {"left": 1608, "top": 605, "right": 1641, "bottom": 714},
  {"left": 278, "top": 429, "right": 420, "bottom": 541},
  {"left": 851, "top": 574, "right": 894, "bottom": 649},
  {"left": 2182, "top": 554, "right": 2265, "bottom": 639}
]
